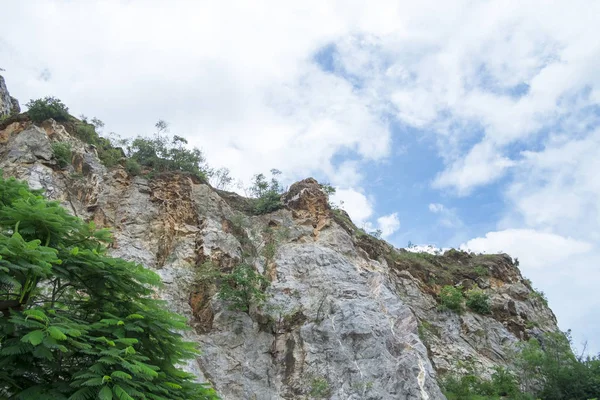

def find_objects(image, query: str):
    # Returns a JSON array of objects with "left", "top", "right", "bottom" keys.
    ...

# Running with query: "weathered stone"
[
  {"left": 0, "top": 75, "right": 13, "bottom": 117},
  {"left": 0, "top": 119, "right": 562, "bottom": 399}
]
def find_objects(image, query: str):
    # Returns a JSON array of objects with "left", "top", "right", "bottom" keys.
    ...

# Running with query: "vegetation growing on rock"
[
  {"left": 51, "top": 142, "right": 72, "bottom": 169},
  {"left": 25, "top": 96, "right": 70, "bottom": 122},
  {"left": 0, "top": 173, "right": 219, "bottom": 399},
  {"left": 248, "top": 169, "right": 284, "bottom": 214},
  {"left": 465, "top": 288, "right": 491, "bottom": 314},
  {"left": 442, "top": 331, "right": 600, "bottom": 400},
  {"left": 439, "top": 285, "right": 464, "bottom": 313}
]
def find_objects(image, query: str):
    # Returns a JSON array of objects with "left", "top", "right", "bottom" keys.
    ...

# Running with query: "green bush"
[
  {"left": 125, "top": 158, "right": 142, "bottom": 176},
  {"left": 444, "top": 331, "right": 600, "bottom": 400},
  {"left": 443, "top": 367, "right": 530, "bottom": 400},
  {"left": 465, "top": 289, "right": 491, "bottom": 314},
  {"left": 129, "top": 121, "right": 209, "bottom": 180},
  {"left": 98, "top": 147, "right": 124, "bottom": 167},
  {"left": 254, "top": 190, "right": 283, "bottom": 214},
  {"left": 0, "top": 173, "right": 219, "bottom": 399},
  {"left": 515, "top": 331, "right": 600, "bottom": 399},
  {"left": 75, "top": 122, "right": 99, "bottom": 144},
  {"left": 250, "top": 169, "right": 283, "bottom": 214},
  {"left": 473, "top": 265, "right": 489, "bottom": 277},
  {"left": 25, "top": 96, "right": 70, "bottom": 122},
  {"left": 51, "top": 142, "right": 72, "bottom": 168},
  {"left": 217, "top": 263, "right": 269, "bottom": 312},
  {"left": 439, "top": 285, "right": 464, "bottom": 313}
]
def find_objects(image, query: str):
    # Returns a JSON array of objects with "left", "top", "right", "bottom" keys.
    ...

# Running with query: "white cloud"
[
  {"left": 377, "top": 213, "right": 400, "bottom": 237},
  {"left": 433, "top": 141, "right": 515, "bottom": 195},
  {"left": 2, "top": 0, "right": 600, "bottom": 353},
  {"left": 330, "top": 188, "right": 373, "bottom": 225},
  {"left": 428, "top": 203, "right": 463, "bottom": 228},
  {"left": 461, "top": 229, "right": 592, "bottom": 269},
  {"left": 428, "top": 203, "right": 444, "bottom": 213},
  {"left": 0, "top": 0, "right": 391, "bottom": 187},
  {"left": 330, "top": 190, "right": 399, "bottom": 238},
  {"left": 505, "top": 129, "right": 600, "bottom": 237}
]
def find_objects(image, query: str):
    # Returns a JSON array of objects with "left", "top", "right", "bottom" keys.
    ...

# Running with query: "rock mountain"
[{"left": 0, "top": 76, "right": 558, "bottom": 399}]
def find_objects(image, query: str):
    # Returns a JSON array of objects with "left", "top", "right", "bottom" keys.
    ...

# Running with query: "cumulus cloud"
[
  {"left": 377, "top": 213, "right": 400, "bottom": 237},
  {"left": 428, "top": 203, "right": 463, "bottom": 228},
  {"left": 0, "top": 0, "right": 391, "bottom": 186},
  {"left": 330, "top": 190, "right": 399, "bottom": 237},
  {"left": 3, "top": 0, "right": 600, "bottom": 352},
  {"left": 461, "top": 229, "right": 592, "bottom": 269},
  {"left": 330, "top": 188, "right": 373, "bottom": 225},
  {"left": 433, "top": 141, "right": 516, "bottom": 195}
]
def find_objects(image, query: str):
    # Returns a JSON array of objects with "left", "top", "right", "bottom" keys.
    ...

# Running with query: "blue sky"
[{"left": 1, "top": 0, "right": 599, "bottom": 354}]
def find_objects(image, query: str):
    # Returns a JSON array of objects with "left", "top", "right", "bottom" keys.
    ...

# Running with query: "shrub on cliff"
[
  {"left": 129, "top": 120, "right": 209, "bottom": 180},
  {"left": 51, "top": 142, "right": 72, "bottom": 169},
  {"left": 75, "top": 122, "right": 125, "bottom": 167},
  {"left": 465, "top": 289, "right": 491, "bottom": 314},
  {"left": 217, "top": 263, "right": 269, "bottom": 312},
  {"left": 249, "top": 169, "right": 283, "bottom": 214},
  {"left": 0, "top": 173, "right": 219, "bottom": 399},
  {"left": 25, "top": 96, "right": 70, "bottom": 123},
  {"left": 444, "top": 331, "right": 600, "bottom": 399},
  {"left": 439, "top": 285, "right": 464, "bottom": 313}
]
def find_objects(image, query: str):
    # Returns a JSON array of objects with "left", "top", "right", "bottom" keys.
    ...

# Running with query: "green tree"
[
  {"left": 249, "top": 169, "right": 283, "bottom": 215},
  {"left": 129, "top": 121, "right": 209, "bottom": 180},
  {"left": 516, "top": 331, "right": 600, "bottom": 399},
  {"left": 26, "top": 97, "right": 70, "bottom": 123},
  {"left": 0, "top": 173, "right": 219, "bottom": 399}
]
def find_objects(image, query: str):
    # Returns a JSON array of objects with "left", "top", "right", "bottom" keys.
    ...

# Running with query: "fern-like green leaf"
[
  {"left": 21, "top": 329, "right": 44, "bottom": 346},
  {"left": 98, "top": 386, "right": 113, "bottom": 400}
]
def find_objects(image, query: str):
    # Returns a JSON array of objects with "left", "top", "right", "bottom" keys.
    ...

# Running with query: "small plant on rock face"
[
  {"left": 218, "top": 263, "right": 269, "bottom": 312},
  {"left": 473, "top": 265, "right": 489, "bottom": 277},
  {"left": 439, "top": 285, "right": 464, "bottom": 313},
  {"left": 249, "top": 169, "right": 284, "bottom": 214},
  {"left": 125, "top": 158, "right": 142, "bottom": 176},
  {"left": 465, "top": 288, "right": 491, "bottom": 314},
  {"left": 309, "top": 377, "right": 331, "bottom": 398},
  {"left": 529, "top": 288, "right": 548, "bottom": 306},
  {"left": 51, "top": 142, "right": 72, "bottom": 168},
  {"left": 26, "top": 96, "right": 70, "bottom": 122}
]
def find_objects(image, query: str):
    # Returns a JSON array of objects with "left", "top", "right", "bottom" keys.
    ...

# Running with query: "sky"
[{"left": 1, "top": 0, "right": 599, "bottom": 354}]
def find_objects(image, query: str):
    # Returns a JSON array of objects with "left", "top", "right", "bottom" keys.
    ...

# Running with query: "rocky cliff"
[
  {"left": 0, "top": 80, "right": 559, "bottom": 399},
  {"left": 0, "top": 74, "right": 20, "bottom": 117}
]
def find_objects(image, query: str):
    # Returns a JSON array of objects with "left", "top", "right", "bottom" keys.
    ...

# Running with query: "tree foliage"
[
  {"left": 443, "top": 331, "right": 600, "bottom": 400},
  {"left": 129, "top": 121, "right": 209, "bottom": 180},
  {"left": 0, "top": 173, "right": 219, "bottom": 399},
  {"left": 249, "top": 169, "right": 283, "bottom": 215},
  {"left": 26, "top": 97, "right": 70, "bottom": 123}
]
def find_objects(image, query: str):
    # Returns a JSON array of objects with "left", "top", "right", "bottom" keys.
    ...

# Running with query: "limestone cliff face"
[
  {"left": 0, "top": 74, "right": 20, "bottom": 117},
  {"left": 0, "top": 117, "right": 559, "bottom": 399}
]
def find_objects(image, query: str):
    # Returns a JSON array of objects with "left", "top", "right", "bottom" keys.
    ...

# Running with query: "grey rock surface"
[
  {"left": 0, "top": 75, "right": 13, "bottom": 117},
  {"left": 0, "top": 120, "right": 561, "bottom": 399}
]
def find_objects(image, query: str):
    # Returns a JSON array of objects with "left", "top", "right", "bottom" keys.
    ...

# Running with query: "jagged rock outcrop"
[
  {"left": 0, "top": 75, "right": 20, "bottom": 117},
  {"left": 0, "top": 97, "right": 560, "bottom": 398}
]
